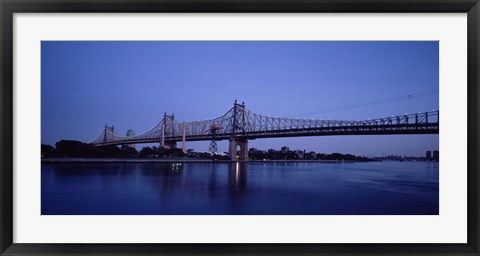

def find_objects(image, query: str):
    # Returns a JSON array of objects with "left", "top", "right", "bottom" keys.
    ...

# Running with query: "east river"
[{"left": 41, "top": 161, "right": 439, "bottom": 215}]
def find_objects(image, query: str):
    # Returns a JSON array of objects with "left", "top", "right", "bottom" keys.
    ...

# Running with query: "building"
[
  {"left": 433, "top": 150, "right": 439, "bottom": 162},
  {"left": 281, "top": 146, "right": 289, "bottom": 153},
  {"left": 426, "top": 150, "right": 432, "bottom": 161},
  {"left": 297, "top": 149, "right": 306, "bottom": 159},
  {"left": 124, "top": 129, "right": 136, "bottom": 148}
]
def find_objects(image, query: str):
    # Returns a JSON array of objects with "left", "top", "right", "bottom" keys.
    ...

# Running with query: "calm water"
[{"left": 41, "top": 161, "right": 438, "bottom": 215}]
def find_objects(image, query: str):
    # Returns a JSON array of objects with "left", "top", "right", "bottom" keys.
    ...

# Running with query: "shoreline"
[{"left": 41, "top": 157, "right": 361, "bottom": 164}]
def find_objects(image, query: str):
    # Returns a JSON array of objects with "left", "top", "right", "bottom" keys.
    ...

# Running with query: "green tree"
[{"left": 41, "top": 144, "right": 58, "bottom": 157}]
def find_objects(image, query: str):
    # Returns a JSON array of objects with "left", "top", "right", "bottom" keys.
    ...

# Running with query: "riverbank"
[
  {"left": 42, "top": 157, "right": 228, "bottom": 163},
  {"left": 41, "top": 157, "right": 363, "bottom": 164}
]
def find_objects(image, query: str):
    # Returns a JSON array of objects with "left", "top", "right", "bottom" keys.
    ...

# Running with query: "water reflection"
[
  {"left": 207, "top": 163, "right": 219, "bottom": 192},
  {"left": 228, "top": 162, "right": 248, "bottom": 189},
  {"left": 139, "top": 163, "right": 184, "bottom": 176},
  {"left": 42, "top": 161, "right": 439, "bottom": 215},
  {"left": 53, "top": 163, "right": 185, "bottom": 176}
]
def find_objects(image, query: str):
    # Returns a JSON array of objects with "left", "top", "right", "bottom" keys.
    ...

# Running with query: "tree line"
[
  {"left": 248, "top": 148, "right": 369, "bottom": 161},
  {"left": 42, "top": 140, "right": 370, "bottom": 161},
  {"left": 42, "top": 140, "right": 185, "bottom": 158}
]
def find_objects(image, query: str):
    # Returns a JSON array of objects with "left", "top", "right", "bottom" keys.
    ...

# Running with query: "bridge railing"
[
  {"left": 91, "top": 106, "right": 439, "bottom": 145},
  {"left": 237, "top": 109, "right": 438, "bottom": 134}
]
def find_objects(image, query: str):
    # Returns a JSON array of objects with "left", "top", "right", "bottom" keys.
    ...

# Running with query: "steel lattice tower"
[
  {"left": 207, "top": 123, "right": 221, "bottom": 160},
  {"left": 209, "top": 134, "right": 218, "bottom": 157}
]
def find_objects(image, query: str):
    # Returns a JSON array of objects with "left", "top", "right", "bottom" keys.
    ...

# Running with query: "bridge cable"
[{"left": 292, "top": 89, "right": 438, "bottom": 118}]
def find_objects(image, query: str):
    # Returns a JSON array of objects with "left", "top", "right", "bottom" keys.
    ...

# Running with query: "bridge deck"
[
  {"left": 91, "top": 102, "right": 439, "bottom": 147},
  {"left": 94, "top": 123, "right": 439, "bottom": 146}
]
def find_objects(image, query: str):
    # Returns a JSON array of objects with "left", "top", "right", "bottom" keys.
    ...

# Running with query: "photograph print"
[{"left": 41, "top": 41, "right": 439, "bottom": 215}]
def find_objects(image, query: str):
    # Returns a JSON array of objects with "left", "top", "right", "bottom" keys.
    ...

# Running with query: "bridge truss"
[{"left": 91, "top": 100, "right": 439, "bottom": 150}]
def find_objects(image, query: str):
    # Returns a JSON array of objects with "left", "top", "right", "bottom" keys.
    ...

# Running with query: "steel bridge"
[{"left": 91, "top": 100, "right": 439, "bottom": 161}]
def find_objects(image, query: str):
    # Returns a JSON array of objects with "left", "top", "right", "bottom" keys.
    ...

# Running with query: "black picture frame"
[{"left": 1, "top": 0, "right": 479, "bottom": 255}]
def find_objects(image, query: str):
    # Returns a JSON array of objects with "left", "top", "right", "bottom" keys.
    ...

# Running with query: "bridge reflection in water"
[
  {"left": 228, "top": 162, "right": 248, "bottom": 189},
  {"left": 42, "top": 161, "right": 439, "bottom": 215}
]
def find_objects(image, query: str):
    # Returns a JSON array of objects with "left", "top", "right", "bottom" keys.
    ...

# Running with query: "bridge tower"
[
  {"left": 161, "top": 113, "right": 177, "bottom": 149},
  {"left": 103, "top": 125, "right": 114, "bottom": 144},
  {"left": 228, "top": 100, "right": 249, "bottom": 161},
  {"left": 228, "top": 138, "right": 249, "bottom": 161},
  {"left": 182, "top": 122, "right": 187, "bottom": 154}
]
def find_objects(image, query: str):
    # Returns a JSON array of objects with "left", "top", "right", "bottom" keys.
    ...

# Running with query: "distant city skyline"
[{"left": 41, "top": 41, "right": 439, "bottom": 156}]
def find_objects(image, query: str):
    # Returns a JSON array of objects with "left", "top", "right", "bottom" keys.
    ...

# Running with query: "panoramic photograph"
[{"left": 41, "top": 41, "right": 439, "bottom": 215}]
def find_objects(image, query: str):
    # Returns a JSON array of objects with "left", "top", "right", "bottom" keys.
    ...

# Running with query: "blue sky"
[{"left": 41, "top": 41, "right": 438, "bottom": 157}]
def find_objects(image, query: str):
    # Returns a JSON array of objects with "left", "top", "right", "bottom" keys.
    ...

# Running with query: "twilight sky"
[{"left": 41, "top": 41, "right": 439, "bottom": 157}]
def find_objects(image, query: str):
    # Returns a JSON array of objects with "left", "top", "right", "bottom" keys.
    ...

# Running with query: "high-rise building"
[
  {"left": 433, "top": 150, "right": 439, "bottom": 162},
  {"left": 281, "top": 146, "right": 289, "bottom": 153},
  {"left": 125, "top": 129, "right": 136, "bottom": 148},
  {"left": 426, "top": 150, "right": 432, "bottom": 161}
]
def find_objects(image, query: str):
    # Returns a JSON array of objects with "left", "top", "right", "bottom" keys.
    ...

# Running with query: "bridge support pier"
[
  {"left": 182, "top": 123, "right": 186, "bottom": 154},
  {"left": 228, "top": 138, "right": 248, "bottom": 162}
]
